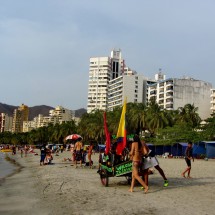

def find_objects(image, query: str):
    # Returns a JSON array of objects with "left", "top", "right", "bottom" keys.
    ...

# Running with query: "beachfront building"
[
  {"left": 147, "top": 77, "right": 212, "bottom": 119},
  {"left": 23, "top": 121, "right": 35, "bottom": 132},
  {"left": 12, "top": 104, "right": 29, "bottom": 133},
  {"left": 87, "top": 49, "right": 125, "bottom": 113},
  {"left": 24, "top": 106, "right": 75, "bottom": 130},
  {"left": 49, "top": 106, "right": 73, "bottom": 124},
  {"left": 210, "top": 89, "right": 215, "bottom": 114},
  {"left": 0, "top": 113, "right": 13, "bottom": 132},
  {"left": 108, "top": 71, "right": 146, "bottom": 110}
]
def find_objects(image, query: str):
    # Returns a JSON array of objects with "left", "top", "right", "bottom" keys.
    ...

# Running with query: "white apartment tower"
[
  {"left": 108, "top": 67, "right": 146, "bottom": 110},
  {"left": 148, "top": 76, "right": 212, "bottom": 119},
  {"left": 87, "top": 49, "right": 125, "bottom": 113}
]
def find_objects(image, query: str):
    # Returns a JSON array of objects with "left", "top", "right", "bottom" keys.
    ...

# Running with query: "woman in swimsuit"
[
  {"left": 88, "top": 143, "right": 93, "bottom": 168},
  {"left": 129, "top": 135, "right": 148, "bottom": 193}
]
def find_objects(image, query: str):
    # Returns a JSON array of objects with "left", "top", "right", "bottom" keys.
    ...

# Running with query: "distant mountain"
[
  {"left": 28, "top": 105, "right": 54, "bottom": 120},
  {"left": 75, "top": 108, "right": 87, "bottom": 117},
  {"left": 0, "top": 103, "right": 87, "bottom": 120},
  {"left": 0, "top": 103, "right": 17, "bottom": 116},
  {"left": 0, "top": 103, "right": 53, "bottom": 120}
]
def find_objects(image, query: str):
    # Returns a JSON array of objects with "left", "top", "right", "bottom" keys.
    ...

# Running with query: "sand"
[{"left": 0, "top": 150, "right": 215, "bottom": 215}]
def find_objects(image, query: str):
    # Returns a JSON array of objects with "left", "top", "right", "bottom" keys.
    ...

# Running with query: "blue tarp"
[
  {"left": 171, "top": 143, "right": 187, "bottom": 156},
  {"left": 193, "top": 142, "right": 206, "bottom": 157},
  {"left": 193, "top": 141, "right": 215, "bottom": 158},
  {"left": 206, "top": 142, "right": 215, "bottom": 158}
]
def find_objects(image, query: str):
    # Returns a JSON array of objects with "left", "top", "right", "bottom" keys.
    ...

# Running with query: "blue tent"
[
  {"left": 171, "top": 142, "right": 188, "bottom": 156},
  {"left": 193, "top": 142, "right": 206, "bottom": 158},
  {"left": 206, "top": 142, "right": 215, "bottom": 158},
  {"left": 193, "top": 141, "right": 215, "bottom": 158}
]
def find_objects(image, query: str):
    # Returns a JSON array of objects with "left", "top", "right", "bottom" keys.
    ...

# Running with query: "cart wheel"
[{"left": 100, "top": 169, "right": 109, "bottom": 187}]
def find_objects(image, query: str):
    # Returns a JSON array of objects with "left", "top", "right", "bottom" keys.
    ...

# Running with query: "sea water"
[{"left": 0, "top": 152, "right": 17, "bottom": 179}]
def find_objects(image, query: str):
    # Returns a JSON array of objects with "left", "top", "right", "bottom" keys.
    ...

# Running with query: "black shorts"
[
  {"left": 75, "top": 150, "right": 83, "bottom": 161},
  {"left": 185, "top": 158, "right": 191, "bottom": 167}
]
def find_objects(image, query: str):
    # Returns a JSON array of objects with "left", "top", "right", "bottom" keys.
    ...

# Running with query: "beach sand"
[{"left": 0, "top": 150, "right": 215, "bottom": 215}]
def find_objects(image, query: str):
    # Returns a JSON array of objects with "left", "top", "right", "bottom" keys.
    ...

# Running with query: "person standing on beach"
[
  {"left": 40, "top": 144, "right": 47, "bottom": 166},
  {"left": 24, "top": 145, "right": 28, "bottom": 157},
  {"left": 74, "top": 139, "right": 83, "bottom": 168},
  {"left": 142, "top": 140, "right": 169, "bottom": 187},
  {"left": 88, "top": 143, "right": 94, "bottom": 168},
  {"left": 182, "top": 141, "right": 194, "bottom": 178},
  {"left": 129, "top": 135, "right": 148, "bottom": 193}
]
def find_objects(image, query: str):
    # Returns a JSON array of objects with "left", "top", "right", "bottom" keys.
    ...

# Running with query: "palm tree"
[
  {"left": 126, "top": 102, "right": 147, "bottom": 135},
  {"left": 177, "top": 104, "right": 201, "bottom": 128},
  {"left": 145, "top": 100, "right": 169, "bottom": 137}
]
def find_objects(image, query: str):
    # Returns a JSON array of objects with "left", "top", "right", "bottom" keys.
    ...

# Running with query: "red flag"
[{"left": 104, "top": 112, "right": 111, "bottom": 154}]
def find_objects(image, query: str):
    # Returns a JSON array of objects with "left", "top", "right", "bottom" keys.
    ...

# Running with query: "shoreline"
[
  {"left": 1, "top": 150, "right": 215, "bottom": 215},
  {"left": 0, "top": 152, "right": 23, "bottom": 185}
]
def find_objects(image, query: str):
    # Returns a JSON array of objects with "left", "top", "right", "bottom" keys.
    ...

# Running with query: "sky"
[{"left": 1, "top": 0, "right": 215, "bottom": 110}]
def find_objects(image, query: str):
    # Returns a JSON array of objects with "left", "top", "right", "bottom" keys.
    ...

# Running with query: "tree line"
[{"left": 1, "top": 101, "right": 215, "bottom": 146}]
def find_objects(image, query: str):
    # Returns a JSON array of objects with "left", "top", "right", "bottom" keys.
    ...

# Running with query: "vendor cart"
[{"left": 98, "top": 158, "right": 132, "bottom": 187}]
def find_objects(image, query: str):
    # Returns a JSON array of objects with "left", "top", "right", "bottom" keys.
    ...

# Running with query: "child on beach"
[{"left": 182, "top": 141, "right": 194, "bottom": 178}]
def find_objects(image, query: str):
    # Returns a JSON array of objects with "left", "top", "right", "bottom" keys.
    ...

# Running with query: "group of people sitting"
[{"left": 40, "top": 144, "right": 53, "bottom": 166}]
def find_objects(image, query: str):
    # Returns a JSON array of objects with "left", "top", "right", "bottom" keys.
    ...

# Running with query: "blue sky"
[{"left": 1, "top": 0, "right": 215, "bottom": 110}]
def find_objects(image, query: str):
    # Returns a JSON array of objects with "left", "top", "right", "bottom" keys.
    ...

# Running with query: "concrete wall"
[{"left": 173, "top": 78, "right": 212, "bottom": 119}]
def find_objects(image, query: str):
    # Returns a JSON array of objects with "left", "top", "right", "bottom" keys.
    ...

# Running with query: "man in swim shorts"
[
  {"left": 181, "top": 141, "right": 194, "bottom": 178},
  {"left": 74, "top": 139, "right": 83, "bottom": 168}
]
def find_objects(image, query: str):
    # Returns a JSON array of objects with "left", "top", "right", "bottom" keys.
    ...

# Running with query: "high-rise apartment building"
[
  {"left": 0, "top": 113, "right": 13, "bottom": 132},
  {"left": 108, "top": 72, "right": 145, "bottom": 110},
  {"left": 148, "top": 77, "right": 212, "bottom": 119},
  {"left": 12, "top": 104, "right": 29, "bottom": 133},
  {"left": 87, "top": 49, "right": 125, "bottom": 113},
  {"left": 210, "top": 89, "right": 215, "bottom": 114}
]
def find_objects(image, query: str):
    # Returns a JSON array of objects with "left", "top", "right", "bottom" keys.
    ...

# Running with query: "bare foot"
[
  {"left": 144, "top": 186, "right": 149, "bottom": 194},
  {"left": 128, "top": 188, "right": 133, "bottom": 192},
  {"left": 187, "top": 176, "right": 192, "bottom": 179},
  {"left": 181, "top": 173, "right": 186, "bottom": 178}
]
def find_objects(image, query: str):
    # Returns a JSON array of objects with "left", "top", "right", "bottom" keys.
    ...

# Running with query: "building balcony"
[
  {"left": 210, "top": 93, "right": 215, "bottom": 97},
  {"left": 210, "top": 100, "right": 215, "bottom": 104},
  {"left": 166, "top": 99, "right": 173, "bottom": 103},
  {"left": 166, "top": 93, "right": 173, "bottom": 98},
  {"left": 166, "top": 87, "right": 173, "bottom": 92}
]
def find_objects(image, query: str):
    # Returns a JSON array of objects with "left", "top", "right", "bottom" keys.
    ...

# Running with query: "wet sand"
[{"left": 0, "top": 150, "right": 215, "bottom": 215}]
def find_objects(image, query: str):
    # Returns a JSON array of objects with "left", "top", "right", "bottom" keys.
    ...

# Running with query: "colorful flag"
[
  {"left": 116, "top": 98, "right": 127, "bottom": 155},
  {"left": 104, "top": 112, "right": 111, "bottom": 154}
]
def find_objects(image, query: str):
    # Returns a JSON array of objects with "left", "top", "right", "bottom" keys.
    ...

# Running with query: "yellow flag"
[{"left": 116, "top": 98, "right": 127, "bottom": 138}]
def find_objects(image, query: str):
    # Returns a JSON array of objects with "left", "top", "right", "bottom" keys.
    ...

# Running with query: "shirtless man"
[
  {"left": 181, "top": 142, "right": 194, "bottom": 178},
  {"left": 129, "top": 135, "right": 148, "bottom": 193},
  {"left": 74, "top": 139, "right": 83, "bottom": 168}
]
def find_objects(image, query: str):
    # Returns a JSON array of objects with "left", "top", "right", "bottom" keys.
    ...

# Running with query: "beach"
[{"left": 0, "top": 151, "right": 215, "bottom": 215}]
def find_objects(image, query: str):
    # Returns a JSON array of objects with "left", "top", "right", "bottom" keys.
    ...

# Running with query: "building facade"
[
  {"left": 12, "top": 104, "right": 29, "bottom": 133},
  {"left": 148, "top": 77, "right": 212, "bottom": 119},
  {"left": 87, "top": 49, "right": 125, "bottom": 113},
  {"left": 210, "top": 89, "right": 215, "bottom": 114},
  {"left": 108, "top": 74, "right": 145, "bottom": 110},
  {"left": 0, "top": 113, "right": 13, "bottom": 132},
  {"left": 23, "top": 106, "right": 74, "bottom": 131}
]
